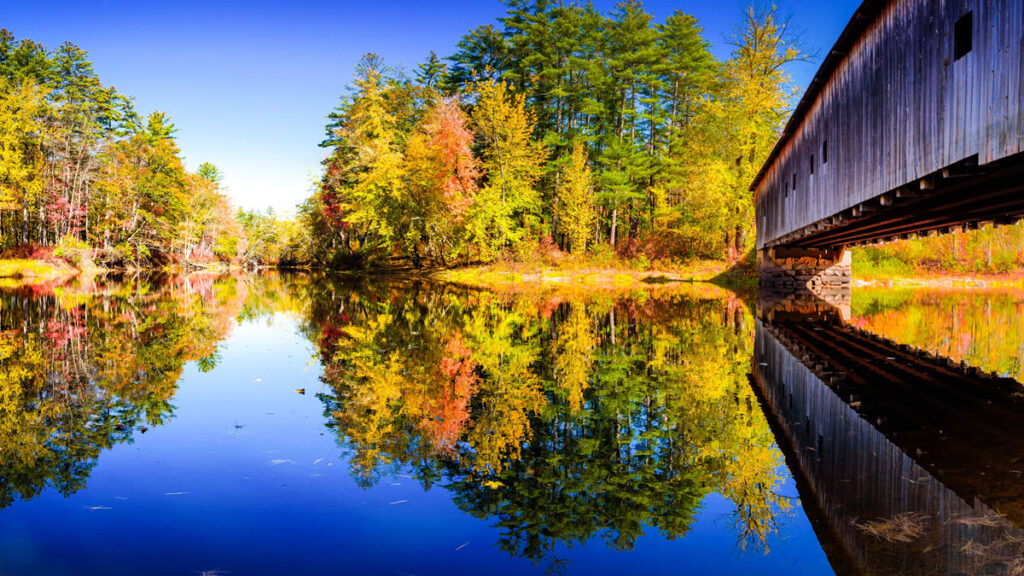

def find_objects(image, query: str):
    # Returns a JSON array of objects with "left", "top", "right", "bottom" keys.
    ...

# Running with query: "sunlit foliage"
[
  {"left": 306, "top": 1, "right": 801, "bottom": 268},
  {"left": 0, "top": 30, "right": 302, "bottom": 267}
]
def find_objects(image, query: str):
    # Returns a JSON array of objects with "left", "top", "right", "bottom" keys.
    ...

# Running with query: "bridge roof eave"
[{"left": 749, "top": 0, "right": 889, "bottom": 197}]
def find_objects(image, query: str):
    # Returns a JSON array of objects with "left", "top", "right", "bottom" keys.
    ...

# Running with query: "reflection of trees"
[
  {"left": 851, "top": 289, "right": 1024, "bottom": 381},
  {"left": 309, "top": 280, "right": 790, "bottom": 567},
  {"left": 0, "top": 275, "right": 245, "bottom": 507}
]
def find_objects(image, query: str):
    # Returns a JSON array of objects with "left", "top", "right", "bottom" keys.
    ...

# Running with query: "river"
[{"left": 0, "top": 273, "right": 1020, "bottom": 575}]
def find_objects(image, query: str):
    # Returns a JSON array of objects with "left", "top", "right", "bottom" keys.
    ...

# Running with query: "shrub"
[{"left": 53, "top": 235, "right": 92, "bottom": 267}]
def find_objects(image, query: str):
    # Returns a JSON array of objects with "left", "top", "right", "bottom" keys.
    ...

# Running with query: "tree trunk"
[{"left": 610, "top": 207, "right": 618, "bottom": 248}]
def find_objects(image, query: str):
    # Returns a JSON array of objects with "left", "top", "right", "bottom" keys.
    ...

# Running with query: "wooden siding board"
[{"left": 755, "top": 0, "right": 1023, "bottom": 248}]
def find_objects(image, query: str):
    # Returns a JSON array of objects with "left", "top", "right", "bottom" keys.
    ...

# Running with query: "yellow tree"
[
  {"left": 340, "top": 55, "right": 408, "bottom": 260},
  {"left": 721, "top": 3, "right": 805, "bottom": 255},
  {"left": 556, "top": 144, "right": 597, "bottom": 253},
  {"left": 0, "top": 79, "right": 48, "bottom": 242},
  {"left": 468, "top": 78, "right": 547, "bottom": 259}
]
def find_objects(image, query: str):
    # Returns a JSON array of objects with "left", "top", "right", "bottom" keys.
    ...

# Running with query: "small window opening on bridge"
[
  {"left": 792, "top": 172, "right": 797, "bottom": 192},
  {"left": 954, "top": 12, "right": 973, "bottom": 60},
  {"left": 822, "top": 140, "right": 828, "bottom": 164},
  {"left": 810, "top": 154, "right": 815, "bottom": 175}
]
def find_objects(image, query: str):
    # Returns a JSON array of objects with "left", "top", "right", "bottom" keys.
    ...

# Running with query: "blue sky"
[{"left": 3, "top": 0, "right": 860, "bottom": 213}]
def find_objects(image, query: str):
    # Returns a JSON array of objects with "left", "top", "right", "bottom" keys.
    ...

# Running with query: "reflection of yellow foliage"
[
  {"left": 462, "top": 297, "right": 546, "bottom": 474},
  {"left": 0, "top": 333, "right": 57, "bottom": 473},
  {"left": 0, "top": 273, "right": 257, "bottom": 506},
  {"left": 852, "top": 288, "right": 1024, "bottom": 383},
  {"left": 310, "top": 279, "right": 789, "bottom": 551},
  {"left": 554, "top": 303, "right": 596, "bottom": 411}
]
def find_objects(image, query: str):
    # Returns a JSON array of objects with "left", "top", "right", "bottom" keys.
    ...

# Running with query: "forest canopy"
[{"left": 301, "top": 1, "right": 805, "bottom": 270}]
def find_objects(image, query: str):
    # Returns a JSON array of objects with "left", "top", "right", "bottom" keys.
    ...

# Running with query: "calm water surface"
[{"left": 0, "top": 274, "right": 1021, "bottom": 575}]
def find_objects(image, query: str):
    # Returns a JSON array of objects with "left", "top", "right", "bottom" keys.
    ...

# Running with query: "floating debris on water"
[
  {"left": 855, "top": 512, "right": 929, "bottom": 543},
  {"left": 270, "top": 459, "right": 294, "bottom": 465},
  {"left": 83, "top": 506, "right": 112, "bottom": 511},
  {"left": 455, "top": 542, "right": 469, "bottom": 551},
  {"left": 389, "top": 500, "right": 408, "bottom": 505}
]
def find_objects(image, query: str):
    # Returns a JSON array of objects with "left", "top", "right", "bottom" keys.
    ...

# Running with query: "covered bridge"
[{"left": 754, "top": 0, "right": 1024, "bottom": 288}]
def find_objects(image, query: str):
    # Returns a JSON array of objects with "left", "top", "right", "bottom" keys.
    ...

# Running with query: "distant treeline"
[
  {"left": 855, "top": 223, "right": 1024, "bottom": 277},
  {"left": 301, "top": 0, "right": 805, "bottom": 269},
  {"left": 0, "top": 30, "right": 301, "bottom": 268}
]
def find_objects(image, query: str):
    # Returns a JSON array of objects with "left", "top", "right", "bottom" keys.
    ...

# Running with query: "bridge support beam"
[{"left": 758, "top": 246, "right": 851, "bottom": 291}]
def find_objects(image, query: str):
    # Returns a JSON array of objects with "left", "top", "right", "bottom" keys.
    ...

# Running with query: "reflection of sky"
[{"left": 0, "top": 314, "right": 832, "bottom": 575}]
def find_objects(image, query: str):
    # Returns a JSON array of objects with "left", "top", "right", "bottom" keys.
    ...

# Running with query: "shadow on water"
[{"left": 753, "top": 287, "right": 1024, "bottom": 575}]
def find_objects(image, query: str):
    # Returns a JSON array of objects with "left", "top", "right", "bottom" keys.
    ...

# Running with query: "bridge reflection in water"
[{"left": 752, "top": 291, "right": 1024, "bottom": 575}]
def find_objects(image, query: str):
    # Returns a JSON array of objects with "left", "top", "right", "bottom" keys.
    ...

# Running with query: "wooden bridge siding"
[
  {"left": 979, "top": 0, "right": 1024, "bottom": 163},
  {"left": 756, "top": 0, "right": 1023, "bottom": 249},
  {"left": 753, "top": 320, "right": 1022, "bottom": 575}
]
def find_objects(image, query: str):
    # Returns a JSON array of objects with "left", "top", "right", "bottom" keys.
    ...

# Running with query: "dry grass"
[
  {"left": 436, "top": 258, "right": 740, "bottom": 291},
  {"left": 855, "top": 512, "right": 930, "bottom": 543}
]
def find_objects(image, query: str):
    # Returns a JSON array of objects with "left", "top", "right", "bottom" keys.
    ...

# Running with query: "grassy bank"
[
  {"left": 0, "top": 258, "right": 78, "bottom": 280},
  {"left": 436, "top": 253, "right": 757, "bottom": 291},
  {"left": 851, "top": 273, "right": 1024, "bottom": 289}
]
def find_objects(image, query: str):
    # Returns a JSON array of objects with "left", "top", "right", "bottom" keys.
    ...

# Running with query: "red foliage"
[
  {"left": 534, "top": 235, "right": 566, "bottom": 265},
  {"left": 45, "top": 194, "right": 87, "bottom": 236},
  {"left": 424, "top": 331, "right": 480, "bottom": 452},
  {"left": 423, "top": 98, "right": 479, "bottom": 216}
]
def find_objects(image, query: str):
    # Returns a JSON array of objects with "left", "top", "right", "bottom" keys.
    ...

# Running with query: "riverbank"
[
  {"left": 852, "top": 272, "right": 1024, "bottom": 289},
  {"left": 0, "top": 256, "right": 245, "bottom": 285},
  {"left": 0, "top": 258, "right": 79, "bottom": 280},
  {"left": 11, "top": 253, "right": 1019, "bottom": 292},
  {"left": 436, "top": 257, "right": 756, "bottom": 291}
]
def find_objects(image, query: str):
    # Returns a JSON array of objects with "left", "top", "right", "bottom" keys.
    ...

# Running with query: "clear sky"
[{"left": 2, "top": 0, "right": 861, "bottom": 214}]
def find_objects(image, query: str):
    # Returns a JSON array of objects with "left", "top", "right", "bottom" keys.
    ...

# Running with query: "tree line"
[
  {"left": 0, "top": 30, "right": 299, "bottom": 268},
  {"left": 302, "top": 0, "right": 804, "bottom": 269}
]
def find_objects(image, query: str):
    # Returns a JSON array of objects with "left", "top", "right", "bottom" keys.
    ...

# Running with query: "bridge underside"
[{"left": 765, "top": 153, "right": 1024, "bottom": 250}]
